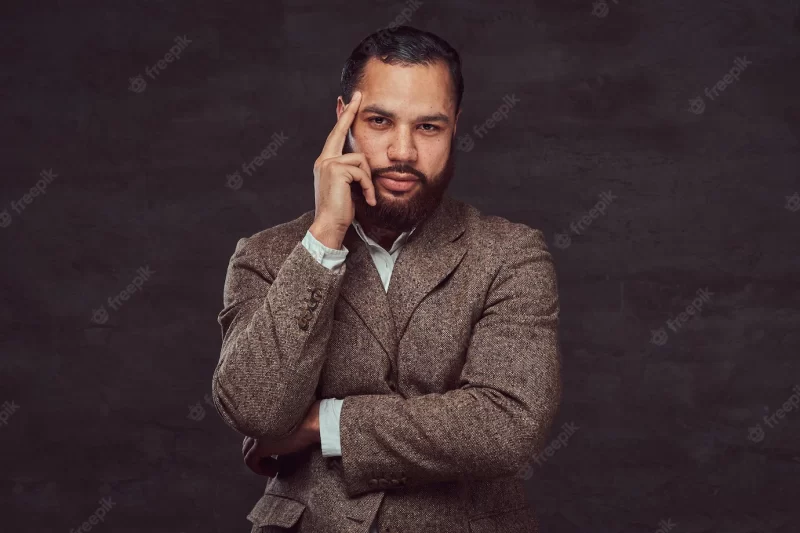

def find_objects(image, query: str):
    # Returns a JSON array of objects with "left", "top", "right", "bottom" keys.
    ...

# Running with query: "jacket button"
[
  {"left": 298, "top": 308, "right": 313, "bottom": 329},
  {"left": 298, "top": 308, "right": 314, "bottom": 321}
]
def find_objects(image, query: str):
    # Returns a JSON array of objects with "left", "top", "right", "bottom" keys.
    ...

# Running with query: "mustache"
[{"left": 372, "top": 164, "right": 427, "bottom": 182}]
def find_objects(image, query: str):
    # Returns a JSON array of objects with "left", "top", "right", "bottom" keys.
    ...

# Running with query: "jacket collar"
[{"left": 350, "top": 217, "right": 417, "bottom": 254}]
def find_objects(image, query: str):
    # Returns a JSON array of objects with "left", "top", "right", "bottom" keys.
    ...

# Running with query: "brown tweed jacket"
[{"left": 212, "top": 194, "right": 562, "bottom": 533}]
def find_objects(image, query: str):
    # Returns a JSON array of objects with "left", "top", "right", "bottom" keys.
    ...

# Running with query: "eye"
[
  {"left": 419, "top": 124, "right": 440, "bottom": 132},
  {"left": 369, "top": 117, "right": 390, "bottom": 126}
]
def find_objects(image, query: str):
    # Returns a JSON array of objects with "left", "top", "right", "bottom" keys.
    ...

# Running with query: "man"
[{"left": 211, "top": 25, "right": 561, "bottom": 533}]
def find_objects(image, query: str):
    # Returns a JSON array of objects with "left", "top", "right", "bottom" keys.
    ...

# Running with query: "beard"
[{"left": 343, "top": 135, "right": 456, "bottom": 233}]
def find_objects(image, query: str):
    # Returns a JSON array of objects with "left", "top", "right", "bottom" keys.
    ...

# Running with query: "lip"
[
  {"left": 380, "top": 173, "right": 419, "bottom": 182},
  {"left": 378, "top": 175, "right": 419, "bottom": 192}
]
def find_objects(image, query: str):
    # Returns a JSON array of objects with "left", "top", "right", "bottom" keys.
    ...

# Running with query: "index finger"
[
  {"left": 320, "top": 91, "right": 362, "bottom": 160},
  {"left": 242, "top": 436, "right": 254, "bottom": 456}
]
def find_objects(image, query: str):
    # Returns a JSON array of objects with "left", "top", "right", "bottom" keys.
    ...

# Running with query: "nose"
[{"left": 387, "top": 125, "right": 417, "bottom": 163}]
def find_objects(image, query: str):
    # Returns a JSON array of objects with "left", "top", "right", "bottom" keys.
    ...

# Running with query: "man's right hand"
[{"left": 310, "top": 90, "right": 377, "bottom": 250}]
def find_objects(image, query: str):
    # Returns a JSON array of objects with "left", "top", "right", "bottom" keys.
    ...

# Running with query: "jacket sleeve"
[
  {"left": 337, "top": 227, "right": 562, "bottom": 497},
  {"left": 211, "top": 235, "right": 347, "bottom": 439}
]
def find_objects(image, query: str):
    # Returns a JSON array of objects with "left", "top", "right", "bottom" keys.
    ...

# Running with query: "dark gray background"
[{"left": 2, "top": 1, "right": 799, "bottom": 531}]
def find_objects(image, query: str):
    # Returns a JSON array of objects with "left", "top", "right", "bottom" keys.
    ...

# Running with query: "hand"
[
  {"left": 242, "top": 400, "right": 321, "bottom": 477},
  {"left": 311, "top": 91, "right": 377, "bottom": 249}
]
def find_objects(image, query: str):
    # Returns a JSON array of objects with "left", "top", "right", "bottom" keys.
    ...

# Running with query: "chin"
[
  {"left": 376, "top": 188, "right": 416, "bottom": 203},
  {"left": 377, "top": 181, "right": 421, "bottom": 197}
]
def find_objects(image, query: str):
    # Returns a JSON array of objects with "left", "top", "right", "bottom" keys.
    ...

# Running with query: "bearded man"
[{"left": 212, "top": 25, "right": 561, "bottom": 533}]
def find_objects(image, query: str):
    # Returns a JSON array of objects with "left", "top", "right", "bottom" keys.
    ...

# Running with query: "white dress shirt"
[{"left": 300, "top": 218, "right": 416, "bottom": 533}]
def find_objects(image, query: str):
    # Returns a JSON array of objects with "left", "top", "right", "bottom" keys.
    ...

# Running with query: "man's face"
[{"left": 338, "top": 57, "right": 461, "bottom": 233}]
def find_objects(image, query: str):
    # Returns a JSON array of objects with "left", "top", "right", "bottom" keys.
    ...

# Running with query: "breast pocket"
[
  {"left": 317, "top": 319, "right": 392, "bottom": 397},
  {"left": 246, "top": 492, "right": 306, "bottom": 533}
]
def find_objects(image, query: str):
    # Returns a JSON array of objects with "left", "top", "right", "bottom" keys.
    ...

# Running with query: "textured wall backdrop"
[{"left": 1, "top": 0, "right": 799, "bottom": 531}]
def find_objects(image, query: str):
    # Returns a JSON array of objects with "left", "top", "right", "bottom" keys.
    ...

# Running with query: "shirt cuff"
[
  {"left": 302, "top": 229, "right": 349, "bottom": 273},
  {"left": 319, "top": 398, "right": 344, "bottom": 457}
]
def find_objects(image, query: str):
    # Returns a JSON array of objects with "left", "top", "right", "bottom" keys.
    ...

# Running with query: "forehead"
[{"left": 356, "top": 57, "right": 456, "bottom": 116}]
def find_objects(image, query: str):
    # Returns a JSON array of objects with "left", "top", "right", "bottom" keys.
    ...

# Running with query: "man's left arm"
[{"left": 337, "top": 227, "right": 562, "bottom": 497}]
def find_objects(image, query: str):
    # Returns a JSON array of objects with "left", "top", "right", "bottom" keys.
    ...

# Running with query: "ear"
[
  {"left": 453, "top": 107, "right": 462, "bottom": 137},
  {"left": 336, "top": 96, "right": 346, "bottom": 121}
]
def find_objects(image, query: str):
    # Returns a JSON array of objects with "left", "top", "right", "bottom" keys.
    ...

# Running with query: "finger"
[
  {"left": 246, "top": 456, "right": 271, "bottom": 476},
  {"left": 245, "top": 449, "right": 278, "bottom": 477},
  {"left": 350, "top": 167, "right": 377, "bottom": 207},
  {"left": 244, "top": 447, "right": 257, "bottom": 470},
  {"left": 322, "top": 152, "right": 373, "bottom": 181},
  {"left": 320, "top": 91, "right": 362, "bottom": 160},
  {"left": 244, "top": 441, "right": 263, "bottom": 469},
  {"left": 242, "top": 436, "right": 255, "bottom": 456},
  {"left": 328, "top": 162, "right": 376, "bottom": 206}
]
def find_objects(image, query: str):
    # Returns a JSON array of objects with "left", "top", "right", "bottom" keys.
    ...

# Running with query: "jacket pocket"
[{"left": 246, "top": 492, "right": 306, "bottom": 532}]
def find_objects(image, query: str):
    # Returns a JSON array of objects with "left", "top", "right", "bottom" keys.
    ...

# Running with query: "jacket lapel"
[
  {"left": 338, "top": 230, "right": 399, "bottom": 362},
  {"left": 386, "top": 195, "right": 468, "bottom": 341},
  {"left": 338, "top": 195, "right": 467, "bottom": 371}
]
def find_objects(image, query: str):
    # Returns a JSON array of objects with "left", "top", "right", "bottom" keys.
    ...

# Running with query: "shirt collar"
[{"left": 351, "top": 218, "right": 417, "bottom": 254}]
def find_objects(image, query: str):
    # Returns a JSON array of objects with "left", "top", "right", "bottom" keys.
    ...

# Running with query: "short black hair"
[{"left": 340, "top": 25, "right": 464, "bottom": 113}]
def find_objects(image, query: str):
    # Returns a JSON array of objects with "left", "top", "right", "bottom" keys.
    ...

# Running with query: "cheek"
[
  {"left": 351, "top": 129, "right": 384, "bottom": 157},
  {"left": 419, "top": 141, "right": 451, "bottom": 171}
]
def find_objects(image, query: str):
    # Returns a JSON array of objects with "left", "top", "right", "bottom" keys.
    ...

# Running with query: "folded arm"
[
  {"left": 211, "top": 233, "right": 347, "bottom": 439},
  {"left": 337, "top": 227, "right": 562, "bottom": 497}
]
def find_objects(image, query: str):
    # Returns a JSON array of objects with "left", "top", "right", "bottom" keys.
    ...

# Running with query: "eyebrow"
[{"left": 361, "top": 104, "right": 450, "bottom": 124}]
